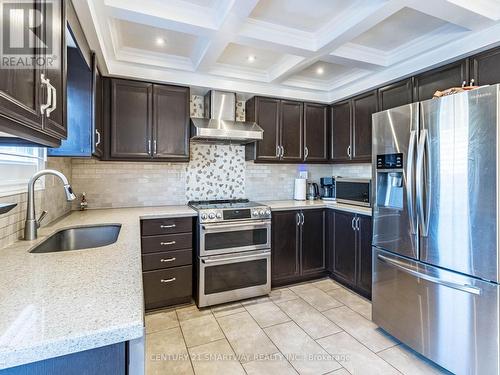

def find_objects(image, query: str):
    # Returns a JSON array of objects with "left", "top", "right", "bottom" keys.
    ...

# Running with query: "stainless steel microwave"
[{"left": 335, "top": 178, "right": 371, "bottom": 207}]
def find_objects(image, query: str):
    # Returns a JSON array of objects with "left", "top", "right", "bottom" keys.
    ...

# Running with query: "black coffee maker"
[{"left": 320, "top": 177, "right": 336, "bottom": 201}]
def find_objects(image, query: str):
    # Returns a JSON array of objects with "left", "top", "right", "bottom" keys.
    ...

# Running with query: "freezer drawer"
[{"left": 372, "top": 248, "right": 499, "bottom": 375}]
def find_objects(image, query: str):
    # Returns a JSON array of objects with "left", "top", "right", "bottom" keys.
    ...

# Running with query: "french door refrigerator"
[{"left": 372, "top": 84, "right": 500, "bottom": 375}]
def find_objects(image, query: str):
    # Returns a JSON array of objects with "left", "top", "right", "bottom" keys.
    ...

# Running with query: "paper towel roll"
[{"left": 294, "top": 178, "right": 307, "bottom": 201}]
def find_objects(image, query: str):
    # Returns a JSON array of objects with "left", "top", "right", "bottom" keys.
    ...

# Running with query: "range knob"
[
  {"left": 201, "top": 213, "right": 208, "bottom": 220},
  {"left": 208, "top": 213, "right": 216, "bottom": 219},
  {"left": 252, "top": 210, "right": 258, "bottom": 216},
  {"left": 216, "top": 212, "right": 222, "bottom": 219},
  {"left": 259, "top": 210, "right": 265, "bottom": 216},
  {"left": 265, "top": 209, "right": 271, "bottom": 216}
]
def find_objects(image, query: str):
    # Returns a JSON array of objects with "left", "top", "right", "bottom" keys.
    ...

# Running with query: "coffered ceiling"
[{"left": 73, "top": 0, "right": 500, "bottom": 103}]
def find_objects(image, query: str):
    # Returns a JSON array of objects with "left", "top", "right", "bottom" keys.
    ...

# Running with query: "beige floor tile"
[
  {"left": 264, "top": 321, "right": 342, "bottom": 375},
  {"left": 378, "top": 345, "right": 451, "bottom": 375},
  {"left": 176, "top": 304, "right": 212, "bottom": 322},
  {"left": 291, "top": 285, "right": 343, "bottom": 311},
  {"left": 145, "top": 310, "right": 179, "bottom": 334},
  {"left": 318, "top": 331, "right": 400, "bottom": 375},
  {"left": 241, "top": 295, "right": 272, "bottom": 306},
  {"left": 289, "top": 283, "right": 316, "bottom": 294},
  {"left": 269, "top": 288, "right": 299, "bottom": 303},
  {"left": 188, "top": 339, "right": 246, "bottom": 375},
  {"left": 244, "top": 301, "right": 291, "bottom": 328},
  {"left": 180, "top": 314, "right": 225, "bottom": 348},
  {"left": 310, "top": 278, "right": 342, "bottom": 292},
  {"left": 323, "top": 306, "right": 398, "bottom": 353},
  {"left": 211, "top": 302, "right": 246, "bottom": 318},
  {"left": 327, "top": 287, "right": 372, "bottom": 319},
  {"left": 243, "top": 353, "right": 299, "bottom": 375},
  {"left": 325, "top": 369, "right": 351, "bottom": 375},
  {"left": 277, "top": 299, "right": 342, "bottom": 339},
  {"left": 146, "top": 327, "right": 193, "bottom": 375},
  {"left": 217, "top": 311, "right": 279, "bottom": 363}
]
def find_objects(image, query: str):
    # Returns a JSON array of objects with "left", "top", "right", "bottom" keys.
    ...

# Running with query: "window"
[{"left": 0, "top": 146, "right": 46, "bottom": 196}]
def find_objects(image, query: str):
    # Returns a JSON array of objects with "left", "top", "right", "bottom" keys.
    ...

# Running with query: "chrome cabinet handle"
[
  {"left": 153, "top": 139, "right": 157, "bottom": 155},
  {"left": 281, "top": 146, "right": 285, "bottom": 158},
  {"left": 300, "top": 212, "right": 304, "bottom": 226},
  {"left": 160, "top": 241, "right": 176, "bottom": 246},
  {"left": 416, "top": 129, "right": 430, "bottom": 237},
  {"left": 160, "top": 224, "right": 176, "bottom": 229},
  {"left": 276, "top": 145, "right": 280, "bottom": 158},
  {"left": 351, "top": 217, "right": 356, "bottom": 230},
  {"left": 160, "top": 257, "right": 176, "bottom": 262},
  {"left": 40, "top": 74, "right": 52, "bottom": 115},
  {"left": 347, "top": 145, "right": 351, "bottom": 158},
  {"left": 407, "top": 130, "right": 417, "bottom": 235},
  {"left": 296, "top": 212, "right": 300, "bottom": 226},
  {"left": 148, "top": 140, "right": 152, "bottom": 155},
  {"left": 304, "top": 146, "right": 308, "bottom": 160},
  {"left": 95, "top": 129, "right": 101, "bottom": 146},
  {"left": 377, "top": 254, "right": 481, "bottom": 295},
  {"left": 160, "top": 277, "right": 176, "bottom": 283},
  {"left": 46, "top": 81, "right": 56, "bottom": 117},
  {"left": 356, "top": 217, "right": 360, "bottom": 231}
]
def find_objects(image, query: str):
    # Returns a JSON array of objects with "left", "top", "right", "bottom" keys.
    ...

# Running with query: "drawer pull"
[
  {"left": 160, "top": 277, "right": 176, "bottom": 283},
  {"left": 160, "top": 241, "right": 176, "bottom": 246},
  {"left": 160, "top": 224, "right": 176, "bottom": 229},
  {"left": 160, "top": 257, "right": 176, "bottom": 262}
]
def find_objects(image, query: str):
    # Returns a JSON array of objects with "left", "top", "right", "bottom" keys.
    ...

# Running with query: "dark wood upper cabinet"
[
  {"left": 245, "top": 96, "right": 280, "bottom": 162},
  {"left": 378, "top": 78, "right": 413, "bottom": 111},
  {"left": 414, "top": 60, "right": 469, "bottom": 102},
  {"left": 301, "top": 209, "right": 326, "bottom": 275},
  {"left": 332, "top": 210, "right": 357, "bottom": 285},
  {"left": 271, "top": 210, "right": 300, "bottom": 284},
  {"left": 352, "top": 90, "right": 377, "bottom": 162},
  {"left": 280, "top": 100, "right": 303, "bottom": 162},
  {"left": 330, "top": 100, "right": 351, "bottom": 162},
  {"left": 470, "top": 46, "right": 500, "bottom": 86},
  {"left": 110, "top": 79, "right": 152, "bottom": 159},
  {"left": 153, "top": 85, "right": 190, "bottom": 160},
  {"left": 356, "top": 214, "right": 373, "bottom": 297},
  {"left": 304, "top": 103, "right": 329, "bottom": 162}
]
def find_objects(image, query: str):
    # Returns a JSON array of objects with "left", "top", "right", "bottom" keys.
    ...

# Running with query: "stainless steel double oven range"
[{"left": 189, "top": 199, "right": 272, "bottom": 307}]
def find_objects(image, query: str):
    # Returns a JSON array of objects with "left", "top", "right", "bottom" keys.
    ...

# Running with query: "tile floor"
[{"left": 144, "top": 278, "right": 451, "bottom": 375}]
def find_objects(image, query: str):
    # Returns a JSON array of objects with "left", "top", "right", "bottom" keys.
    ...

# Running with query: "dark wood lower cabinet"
[
  {"left": 141, "top": 217, "right": 193, "bottom": 310},
  {"left": 329, "top": 210, "right": 373, "bottom": 299},
  {"left": 272, "top": 209, "right": 327, "bottom": 286}
]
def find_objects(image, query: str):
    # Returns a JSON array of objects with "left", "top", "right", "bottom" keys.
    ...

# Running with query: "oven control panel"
[{"left": 199, "top": 207, "right": 271, "bottom": 223}]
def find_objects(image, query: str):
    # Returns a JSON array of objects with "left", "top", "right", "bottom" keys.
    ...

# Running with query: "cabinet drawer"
[
  {"left": 141, "top": 217, "right": 192, "bottom": 236},
  {"left": 141, "top": 233, "right": 192, "bottom": 253},
  {"left": 143, "top": 266, "right": 192, "bottom": 310},
  {"left": 142, "top": 249, "right": 192, "bottom": 271}
]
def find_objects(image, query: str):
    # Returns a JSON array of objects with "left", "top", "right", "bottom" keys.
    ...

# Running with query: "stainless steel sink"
[{"left": 30, "top": 224, "right": 122, "bottom": 253}]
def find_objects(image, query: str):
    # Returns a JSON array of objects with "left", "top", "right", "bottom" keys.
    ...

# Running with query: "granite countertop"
[
  {"left": 0, "top": 205, "right": 196, "bottom": 370},
  {"left": 263, "top": 199, "right": 372, "bottom": 216}
]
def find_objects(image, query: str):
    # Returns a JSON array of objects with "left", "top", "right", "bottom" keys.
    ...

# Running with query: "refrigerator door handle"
[
  {"left": 377, "top": 254, "right": 481, "bottom": 295},
  {"left": 407, "top": 130, "right": 417, "bottom": 234},
  {"left": 416, "top": 128, "right": 430, "bottom": 237}
]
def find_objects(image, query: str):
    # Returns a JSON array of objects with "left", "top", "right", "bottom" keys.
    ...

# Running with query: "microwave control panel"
[{"left": 376, "top": 153, "right": 403, "bottom": 169}]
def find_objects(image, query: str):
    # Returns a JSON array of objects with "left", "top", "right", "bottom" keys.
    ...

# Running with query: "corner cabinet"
[
  {"left": 328, "top": 210, "right": 372, "bottom": 299},
  {"left": 0, "top": 0, "right": 66, "bottom": 147},
  {"left": 104, "top": 78, "right": 190, "bottom": 161},
  {"left": 271, "top": 209, "right": 327, "bottom": 286},
  {"left": 330, "top": 91, "right": 377, "bottom": 163}
]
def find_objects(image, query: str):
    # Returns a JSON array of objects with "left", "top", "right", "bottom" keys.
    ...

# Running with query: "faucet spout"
[{"left": 24, "top": 169, "right": 76, "bottom": 240}]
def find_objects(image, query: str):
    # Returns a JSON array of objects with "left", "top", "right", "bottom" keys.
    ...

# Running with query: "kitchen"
[{"left": 0, "top": 0, "right": 499, "bottom": 374}]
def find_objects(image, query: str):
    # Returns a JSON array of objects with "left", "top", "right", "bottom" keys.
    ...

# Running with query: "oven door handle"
[
  {"left": 201, "top": 251, "right": 270, "bottom": 264},
  {"left": 201, "top": 220, "right": 270, "bottom": 231}
]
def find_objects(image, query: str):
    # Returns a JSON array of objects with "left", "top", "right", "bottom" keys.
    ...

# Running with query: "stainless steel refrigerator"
[{"left": 372, "top": 84, "right": 500, "bottom": 375}]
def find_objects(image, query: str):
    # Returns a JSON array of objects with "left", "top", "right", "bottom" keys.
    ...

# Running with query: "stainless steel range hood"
[{"left": 190, "top": 90, "right": 263, "bottom": 144}]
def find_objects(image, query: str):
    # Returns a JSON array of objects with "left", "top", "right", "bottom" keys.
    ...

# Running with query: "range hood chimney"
[{"left": 190, "top": 90, "right": 263, "bottom": 144}]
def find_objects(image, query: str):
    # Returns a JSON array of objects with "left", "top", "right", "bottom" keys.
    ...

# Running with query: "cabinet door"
[
  {"left": 110, "top": 79, "right": 152, "bottom": 159},
  {"left": 352, "top": 91, "right": 377, "bottom": 162},
  {"left": 253, "top": 97, "right": 280, "bottom": 161},
  {"left": 42, "top": 0, "right": 67, "bottom": 138},
  {"left": 271, "top": 210, "right": 300, "bottom": 284},
  {"left": 330, "top": 100, "right": 351, "bottom": 162},
  {"left": 356, "top": 215, "right": 373, "bottom": 298},
  {"left": 280, "top": 100, "right": 303, "bottom": 162},
  {"left": 378, "top": 79, "right": 413, "bottom": 111},
  {"left": 0, "top": 1, "right": 43, "bottom": 133},
  {"left": 332, "top": 210, "right": 357, "bottom": 285},
  {"left": 153, "top": 84, "right": 190, "bottom": 160},
  {"left": 304, "top": 103, "right": 329, "bottom": 162},
  {"left": 470, "top": 47, "right": 500, "bottom": 86},
  {"left": 301, "top": 209, "right": 326, "bottom": 275},
  {"left": 92, "top": 61, "right": 103, "bottom": 158},
  {"left": 325, "top": 209, "right": 334, "bottom": 274},
  {"left": 414, "top": 60, "right": 469, "bottom": 101}
]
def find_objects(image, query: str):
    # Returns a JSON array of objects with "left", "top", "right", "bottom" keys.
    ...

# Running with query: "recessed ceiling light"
[
  {"left": 316, "top": 66, "right": 324, "bottom": 75},
  {"left": 247, "top": 55, "right": 256, "bottom": 63},
  {"left": 156, "top": 37, "right": 165, "bottom": 46}
]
